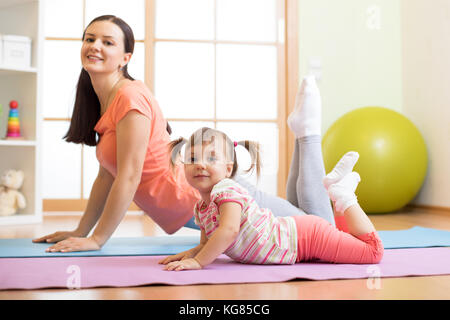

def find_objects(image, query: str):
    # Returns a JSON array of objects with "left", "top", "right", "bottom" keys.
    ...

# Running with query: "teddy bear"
[{"left": 0, "top": 169, "right": 26, "bottom": 216}]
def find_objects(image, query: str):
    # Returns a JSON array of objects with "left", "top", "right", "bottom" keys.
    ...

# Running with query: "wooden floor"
[{"left": 1, "top": 206, "right": 449, "bottom": 300}]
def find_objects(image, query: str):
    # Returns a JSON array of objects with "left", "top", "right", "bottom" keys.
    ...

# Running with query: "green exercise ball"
[{"left": 322, "top": 107, "right": 428, "bottom": 213}]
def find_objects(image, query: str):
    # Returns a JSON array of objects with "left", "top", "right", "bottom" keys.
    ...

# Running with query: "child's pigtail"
[
  {"left": 237, "top": 140, "right": 262, "bottom": 179},
  {"left": 168, "top": 137, "right": 187, "bottom": 171}
]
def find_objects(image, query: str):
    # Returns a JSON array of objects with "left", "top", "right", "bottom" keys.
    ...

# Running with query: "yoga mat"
[
  {"left": 0, "top": 247, "right": 449, "bottom": 290},
  {"left": 0, "top": 236, "right": 199, "bottom": 258},
  {"left": 0, "top": 226, "right": 449, "bottom": 258},
  {"left": 378, "top": 226, "right": 450, "bottom": 249}
]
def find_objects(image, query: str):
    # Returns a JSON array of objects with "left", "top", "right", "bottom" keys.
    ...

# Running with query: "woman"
[{"left": 33, "top": 15, "right": 350, "bottom": 252}]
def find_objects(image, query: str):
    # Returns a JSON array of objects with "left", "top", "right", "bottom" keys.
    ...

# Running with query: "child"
[{"left": 159, "top": 127, "right": 383, "bottom": 271}]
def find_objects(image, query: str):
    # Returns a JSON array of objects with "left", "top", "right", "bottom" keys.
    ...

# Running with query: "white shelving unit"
[{"left": 0, "top": 0, "right": 43, "bottom": 225}]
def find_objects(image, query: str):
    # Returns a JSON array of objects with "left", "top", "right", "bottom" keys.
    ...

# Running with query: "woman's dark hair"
[{"left": 64, "top": 15, "right": 171, "bottom": 146}]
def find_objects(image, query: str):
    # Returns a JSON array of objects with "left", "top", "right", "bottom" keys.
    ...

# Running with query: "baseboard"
[
  {"left": 43, "top": 211, "right": 144, "bottom": 216},
  {"left": 407, "top": 204, "right": 450, "bottom": 213},
  {"left": 43, "top": 199, "right": 141, "bottom": 212}
]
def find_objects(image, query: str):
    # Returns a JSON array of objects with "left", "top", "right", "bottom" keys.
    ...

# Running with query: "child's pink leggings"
[{"left": 294, "top": 215, "right": 384, "bottom": 264}]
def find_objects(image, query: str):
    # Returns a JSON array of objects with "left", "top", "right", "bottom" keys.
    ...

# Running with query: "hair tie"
[{"left": 233, "top": 141, "right": 238, "bottom": 148}]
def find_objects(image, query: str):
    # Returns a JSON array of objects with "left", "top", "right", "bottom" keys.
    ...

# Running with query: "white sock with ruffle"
[
  {"left": 328, "top": 171, "right": 361, "bottom": 214},
  {"left": 323, "top": 151, "right": 359, "bottom": 190}
]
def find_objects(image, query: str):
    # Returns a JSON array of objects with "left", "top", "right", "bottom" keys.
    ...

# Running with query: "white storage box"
[{"left": 1, "top": 35, "right": 32, "bottom": 68}]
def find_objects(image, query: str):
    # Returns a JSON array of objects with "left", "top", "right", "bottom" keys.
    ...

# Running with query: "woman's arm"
[
  {"left": 91, "top": 110, "right": 151, "bottom": 246},
  {"left": 33, "top": 165, "right": 114, "bottom": 244},
  {"left": 76, "top": 165, "right": 115, "bottom": 236},
  {"left": 164, "top": 202, "right": 241, "bottom": 271},
  {"left": 45, "top": 111, "right": 151, "bottom": 252}
]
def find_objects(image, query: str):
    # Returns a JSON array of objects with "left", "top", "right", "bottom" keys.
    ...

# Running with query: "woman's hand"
[
  {"left": 32, "top": 230, "right": 84, "bottom": 244},
  {"left": 163, "top": 258, "right": 202, "bottom": 271},
  {"left": 44, "top": 236, "right": 101, "bottom": 253}
]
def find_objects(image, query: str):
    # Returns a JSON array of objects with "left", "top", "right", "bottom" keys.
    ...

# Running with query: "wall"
[
  {"left": 298, "top": 0, "right": 449, "bottom": 208},
  {"left": 298, "top": 0, "right": 403, "bottom": 132},
  {"left": 401, "top": 0, "right": 450, "bottom": 208}
]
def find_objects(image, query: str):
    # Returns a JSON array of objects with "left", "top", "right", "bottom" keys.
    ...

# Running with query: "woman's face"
[{"left": 81, "top": 20, "right": 131, "bottom": 75}]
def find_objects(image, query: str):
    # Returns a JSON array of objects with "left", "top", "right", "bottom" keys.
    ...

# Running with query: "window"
[{"left": 42, "top": 0, "right": 296, "bottom": 211}]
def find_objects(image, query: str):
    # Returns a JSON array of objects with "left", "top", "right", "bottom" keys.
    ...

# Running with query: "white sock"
[
  {"left": 323, "top": 151, "right": 360, "bottom": 190},
  {"left": 287, "top": 75, "right": 322, "bottom": 138},
  {"left": 328, "top": 171, "right": 361, "bottom": 214}
]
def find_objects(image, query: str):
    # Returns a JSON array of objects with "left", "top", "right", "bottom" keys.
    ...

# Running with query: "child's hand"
[
  {"left": 163, "top": 258, "right": 202, "bottom": 271},
  {"left": 158, "top": 247, "right": 200, "bottom": 265}
]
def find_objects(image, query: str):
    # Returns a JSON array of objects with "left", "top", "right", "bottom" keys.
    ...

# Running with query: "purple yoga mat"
[{"left": 1, "top": 248, "right": 449, "bottom": 290}]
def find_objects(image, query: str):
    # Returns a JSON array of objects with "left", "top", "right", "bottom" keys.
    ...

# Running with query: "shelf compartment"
[
  {"left": 0, "top": 0, "right": 42, "bottom": 226},
  {"left": 0, "top": 140, "right": 37, "bottom": 147},
  {"left": 0, "top": 65, "right": 38, "bottom": 75}
]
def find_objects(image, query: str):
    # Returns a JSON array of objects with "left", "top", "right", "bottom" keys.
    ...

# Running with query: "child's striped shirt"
[{"left": 194, "top": 179, "right": 298, "bottom": 264}]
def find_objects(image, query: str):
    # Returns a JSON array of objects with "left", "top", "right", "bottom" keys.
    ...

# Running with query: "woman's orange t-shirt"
[{"left": 94, "top": 80, "right": 200, "bottom": 234}]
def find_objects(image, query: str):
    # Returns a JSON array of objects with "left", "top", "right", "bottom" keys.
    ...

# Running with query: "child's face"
[{"left": 184, "top": 142, "right": 233, "bottom": 196}]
